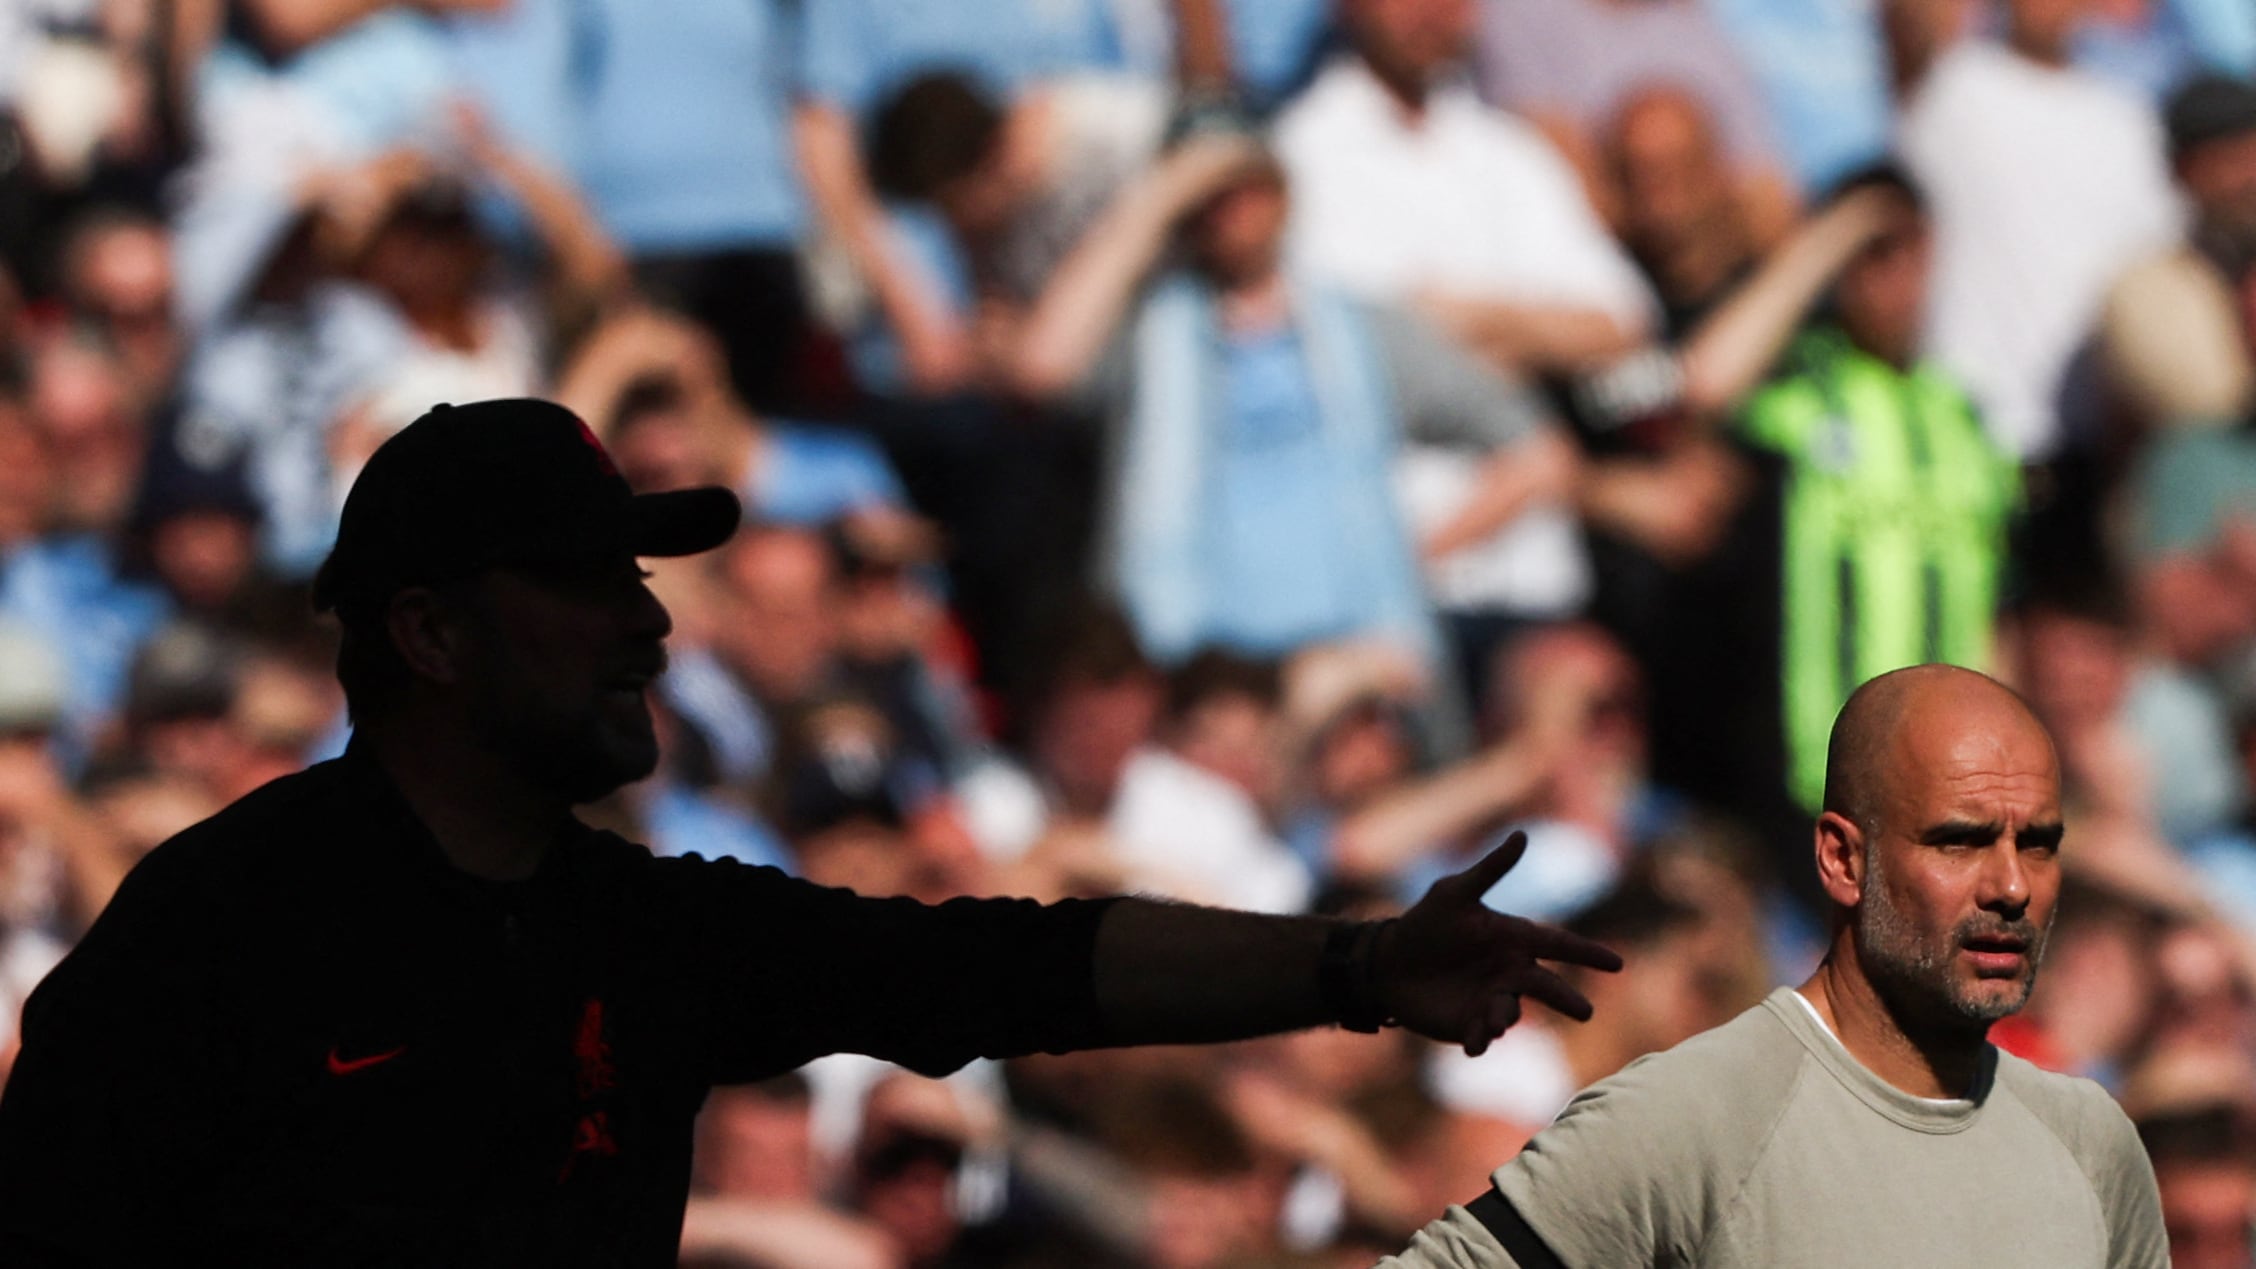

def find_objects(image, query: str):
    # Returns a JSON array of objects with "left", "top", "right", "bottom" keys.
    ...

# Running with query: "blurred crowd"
[{"left": 3, "top": 0, "right": 2256, "bottom": 1264}]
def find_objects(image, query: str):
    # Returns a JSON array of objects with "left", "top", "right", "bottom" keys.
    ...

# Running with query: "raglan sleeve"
[
  {"left": 2082, "top": 1089, "right": 2169, "bottom": 1268},
  {"left": 1383, "top": 1028, "right": 1790, "bottom": 1268}
]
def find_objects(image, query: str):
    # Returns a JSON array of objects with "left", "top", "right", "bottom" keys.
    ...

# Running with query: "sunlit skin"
[
  {"left": 1801, "top": 665, "right": 2066, "bottom": 1098},
  {"left": 1835, "top": 196, "right": 1932, "bottom": 370}
]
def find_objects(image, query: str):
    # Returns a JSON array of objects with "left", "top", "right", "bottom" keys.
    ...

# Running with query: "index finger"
[
  {"left": 1500, "top": 916, "right": 1624, "bottom": 973},
  {"left": 1451, "top": 830, "right": 1528, "bottom": 898}
]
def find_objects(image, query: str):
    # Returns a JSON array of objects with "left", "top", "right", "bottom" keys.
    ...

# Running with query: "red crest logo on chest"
[{"left": 558, "top": 996, "right": 621, "bottom": 1183}]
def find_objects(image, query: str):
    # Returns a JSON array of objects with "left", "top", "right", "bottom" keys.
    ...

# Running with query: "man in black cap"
[{"left": 0, "top": 398, "right": 1621, "bottom": 1265}]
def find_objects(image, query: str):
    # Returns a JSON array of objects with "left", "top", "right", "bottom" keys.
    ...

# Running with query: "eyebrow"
[
  {"left": 1917, "top": 820, "right": 2002, "bottom": 846},
  {"left": 1915, "top": 819, "right": 2065, "bottom": 849}
]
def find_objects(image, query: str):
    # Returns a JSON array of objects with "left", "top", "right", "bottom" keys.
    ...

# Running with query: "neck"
[
  {"left": 360, "top": 717, "right": 562, "bottom": 881},
  {"left": 1844, "top": 324, "right": 1916, "bottom": 372},
  {"left": 1362, "top": 53, "right": 1432, "bottom": 118},
  {"left": 2010, "top": 27, "right": 2073, "bottom": 69},
  {"left": 1218, "top": 271, "right": 1290, "bottom": 331},
  {"left": 1648, "top": 228, "right": 1750, "bottom": 310},
  {"left": 1799, "top": 948, "right": 1989, "bottom": 1098}
]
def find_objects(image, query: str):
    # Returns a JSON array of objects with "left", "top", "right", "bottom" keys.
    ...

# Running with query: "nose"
[
  {"left": 1976, "top": 840, "right": 2030, "bottom": 919},
  {"left": 628, "top": 575, "right": 673, "bottom": 642}
]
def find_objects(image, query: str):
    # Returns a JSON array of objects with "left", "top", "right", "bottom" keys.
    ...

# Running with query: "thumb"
[{"left": 1453, "top": 830, "right": 1528, "bottom": 900}]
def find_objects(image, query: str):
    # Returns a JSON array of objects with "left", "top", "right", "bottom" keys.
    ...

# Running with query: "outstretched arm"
[{"left": 1091, "top": 832, "right": 1622, "bottom": 1057}]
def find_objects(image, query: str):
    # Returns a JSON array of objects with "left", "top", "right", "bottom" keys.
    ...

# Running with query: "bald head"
[{"left": 1822, "top": 664, "right": 2055, "bottom": 838}]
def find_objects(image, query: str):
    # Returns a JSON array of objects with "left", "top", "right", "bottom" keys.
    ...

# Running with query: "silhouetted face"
[
  {"left": 1344, "top": 0, "right": 1477, "bottom": 90},
  {"left": 1855, "top": 694, "right": 2065, "bottom": 1030},
  {"left": 457, "top": 555, "right": 673, "bottom": 804},
  {"left": 1837, "top": 198, "right": 1932, "bottom": 369}
]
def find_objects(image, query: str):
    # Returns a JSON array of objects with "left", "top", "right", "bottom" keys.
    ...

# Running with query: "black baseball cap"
[
  {"left": 311, "top": 398, "right": 739, "bottom": 615},
  {"left": 2166, "top": 75, "right": 2256, "bottom": 161}
]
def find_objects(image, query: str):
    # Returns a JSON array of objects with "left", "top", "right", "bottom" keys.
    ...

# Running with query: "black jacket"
[{"left": 0, "top": 749, "right": 1112, "bottom": 1265}]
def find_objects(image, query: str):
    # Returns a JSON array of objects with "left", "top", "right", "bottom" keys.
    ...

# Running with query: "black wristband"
[{"left": 1320, "top": 920, "right": 1394, "bottom": 1034}]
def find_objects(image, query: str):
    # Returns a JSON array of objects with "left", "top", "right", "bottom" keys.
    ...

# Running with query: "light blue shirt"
[
  {"left": 1222, "top": 0, "right": 1334, "bottom": 111},
  {"left": 452, "top": 0, "right": 806, "bottom": 253},
  {"left": 0, "top": 536, "right": 171, "bottom": 767},
  {"left": 199, "top": 11, "right": 458, "bottom": 157},
  {"left": 2073, "top": 0, "right": 2256, "bottom": 102},
  {"left": 1202, "top": 325, "right": 1365, "bottom": 654},
  {"left": 747, "top": 424, "right": 908, "bottom": 525},
  {"left": 1704, "top": 0, "right": 1893, "bottom": 193},
  {"left": 802, "top": 0, "right": 1135, "bottom": 119}
]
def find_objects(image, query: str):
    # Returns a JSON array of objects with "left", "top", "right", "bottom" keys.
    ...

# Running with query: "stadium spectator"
[
  {"left": 1702, "top": 166, "right": 2017, "bottom": 895},
  {"left": 1272, "top": 0, "right": 1656, "bottom": 688},
  {"left": 452, "top": 0, "right": 823, "bottom": 411},
  {"left": 54, "top": 206, "right": 177, "bottom": 402},
  {"left": 1473, "top": 0, "right": 1799, "bottom": 245},
  {"left": 1605, "top": 87, "right": 1768, "bottom": 341},
  {"left": 1892, "top": 0, "right": 2183, "bottom": 461},
  {"left": 1328, "top": 622, "right": 1649, "bottom": 915},
  {"left": 1106, "top": 648, "right": 1310, "bottom": 912},
  {"left": 679, "top": 1074, "right": 900, "bottom": 1269},
  {"left": 2012, "top": 580, "right": 2244, "bottom": 845},
  {"left": 796, "top": 0, "right": 1163, "bottom": 398},
  {"left": 1703, "top": 0, "right": 1896, "bottom": 193},
  {"left": 560, "top": 306, "right": 913, "bottom": 528},
  {"left": 2135, "top": 1093, "right": 2256, "bottom": 1269},
  {"left": 1011, "top": 134, "right": 1575, "bottom": 679}
]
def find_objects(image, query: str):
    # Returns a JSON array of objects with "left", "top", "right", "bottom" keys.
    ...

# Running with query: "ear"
[
  {"left": 385, "top": 587, "right": 472, "bottom": 687},
  {"left": 1813, "top": 811, "right": 1867, "bottom": 909}
]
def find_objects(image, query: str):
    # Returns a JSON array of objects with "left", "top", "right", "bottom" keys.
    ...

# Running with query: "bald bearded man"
[{"left": 1381, "top": 664, "right": 2168, "bottom": 1268}]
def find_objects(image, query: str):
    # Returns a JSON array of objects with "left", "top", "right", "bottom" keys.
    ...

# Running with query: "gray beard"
[{"left": 1856, "top": 867, "right": 2049, "bottom": 1031}]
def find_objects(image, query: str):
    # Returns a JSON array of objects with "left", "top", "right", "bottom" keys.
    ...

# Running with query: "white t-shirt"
[
  {"left": 1898, "top": 41, "right": 2183, "bottom": 461},
  {"left": 1106, "top": 748, "right": 1312, "bottom": 913},
  {"left": 1274, "top": 61, "right": 1653, "bottom": 616},
  {"left": 1427, "top": 1016, "right": 1581, "bottom": 1129},
  {"left": 1273, "top": 60, "right": 1653, "bottom": 321}
]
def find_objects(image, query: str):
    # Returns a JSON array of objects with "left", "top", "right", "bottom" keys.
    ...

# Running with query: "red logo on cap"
[{"left": 573, "top": 419, "right": 620, "bottom": 479}]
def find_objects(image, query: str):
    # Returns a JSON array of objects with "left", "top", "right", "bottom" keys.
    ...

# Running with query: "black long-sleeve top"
[{"left": 0, "top": 748, "right": 1114, "bottom": 1265}]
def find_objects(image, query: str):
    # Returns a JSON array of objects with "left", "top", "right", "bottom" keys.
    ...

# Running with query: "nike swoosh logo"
[{"left": 326, "top": 1045, "right": 406, "bottom": 1076}]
